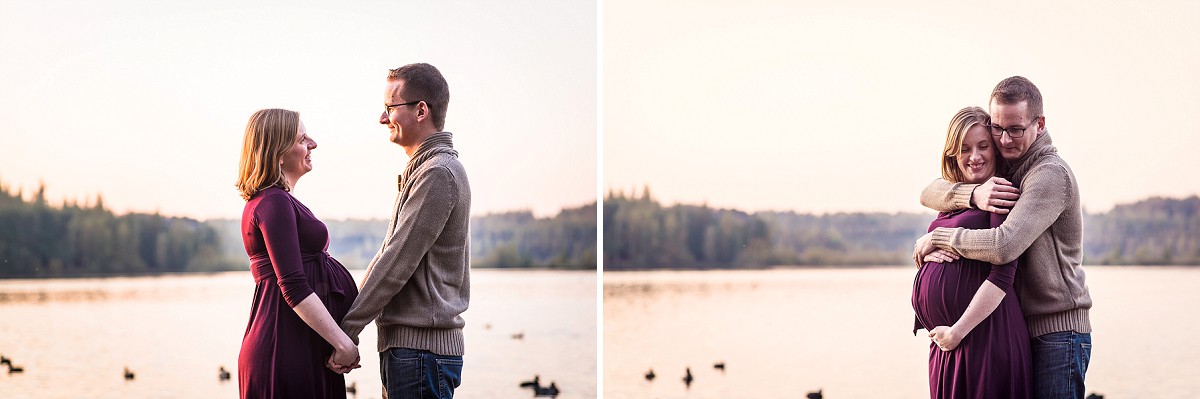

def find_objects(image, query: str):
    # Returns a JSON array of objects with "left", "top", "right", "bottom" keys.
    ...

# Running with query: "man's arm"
[
  {"left": 339, "top": 166, "right": 459, "bottom": 343},
  {"left": 930, "top": 164, "right": 1071, "bottom": 264},
  {"left": 920, "top": 177, "right": 1020, "bottom": 214},
  {"left": 920, "top": 178, "right": 976, "bottom": 212}
]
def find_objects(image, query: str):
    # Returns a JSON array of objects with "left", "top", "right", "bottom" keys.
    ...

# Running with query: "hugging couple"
[
  {"left": 234, "top": 63, "right": 470, "bottom": 399},
  {"left": 911, "top": 76, "right": 1093, "bottom": 399}
]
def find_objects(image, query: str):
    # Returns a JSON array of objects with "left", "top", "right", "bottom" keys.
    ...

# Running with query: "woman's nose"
[{"left": 969, "top": 149, "right": 982, "bottom": 161}]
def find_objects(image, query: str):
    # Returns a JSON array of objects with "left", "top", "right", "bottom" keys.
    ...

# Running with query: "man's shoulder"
[
  {"left": 412, "top": 155, "right": 468, "bottom": 185},
  {"left": 422, "top": 154, "right": 467, "bottom": 175},
  {"left": 1027, "top": 153, "right": 1076, "bottom": 181}
]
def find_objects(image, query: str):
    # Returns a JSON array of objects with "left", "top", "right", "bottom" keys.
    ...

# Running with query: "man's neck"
[{"left": 402, "top": 130, "right": 438, "bottom": 157}]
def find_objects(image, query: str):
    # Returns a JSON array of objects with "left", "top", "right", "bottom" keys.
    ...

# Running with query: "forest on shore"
[
  {"left": 604, "top": 190, "right": 1200, "bottom": 269},
  {"left": 0, "top": 183, "right": 596, "bottom": 278}
]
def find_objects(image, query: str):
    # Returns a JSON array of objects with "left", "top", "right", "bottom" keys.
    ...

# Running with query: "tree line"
[
  {"left": 0, "top": 181, "right": 597, "bottom": 278},
  {"left": 209, "top": 203, "right": 598, "bottom": 270},
  {"left": 0, "top": 183, "right": 234, "bottom": 278},
  {"left": 604, "top": 189, "right": 1200, "bottom": 269}
]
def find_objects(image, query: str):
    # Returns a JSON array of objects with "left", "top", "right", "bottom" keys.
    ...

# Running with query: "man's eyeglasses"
[
  {"left": 987, "top": 116, "right": 1041, "bottom": 139},
  {"left": 383, "top": 101, "right": 421, "bottom": 115}
]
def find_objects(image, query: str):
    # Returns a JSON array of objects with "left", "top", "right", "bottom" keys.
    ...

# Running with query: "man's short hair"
[
  {"left": 990, "top": 76, "right": 1043, "bottom": 120},
  {"left": 388, "top": 63, "right": 450, "bottom": 131}
]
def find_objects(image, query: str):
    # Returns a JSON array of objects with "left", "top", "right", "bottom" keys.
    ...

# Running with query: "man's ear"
[{"left": 417, "top": 101, "right": 428, "bottom": 122}]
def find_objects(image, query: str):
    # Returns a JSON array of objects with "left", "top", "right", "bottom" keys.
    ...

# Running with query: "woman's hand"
[
  {"left": 923, "top": 249, "right": 959, "bottom": 264},
  {"left": 913, "top": 232, "right": 936, "bottom": 268},
  {"left": 326, "top": 343, "right": 361, "bottom": 374},
  {"left": 929, "top": 325, "right": 963, "bottom": 351}
]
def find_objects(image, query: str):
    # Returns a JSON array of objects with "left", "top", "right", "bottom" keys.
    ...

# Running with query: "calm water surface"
[
  {"left": 0, "top": 269, "right": 596, "bottom": 399},
  {"left": 604, "top": 266, "right": 1199, "bottom": 399}
]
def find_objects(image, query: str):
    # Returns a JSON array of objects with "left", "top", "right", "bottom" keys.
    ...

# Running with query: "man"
[
  {"left": 913, "top": 76, "right": 1092, "bottom": 399},
  {"left": 338, "top": 63, "right": 472, "bottom": 399}
]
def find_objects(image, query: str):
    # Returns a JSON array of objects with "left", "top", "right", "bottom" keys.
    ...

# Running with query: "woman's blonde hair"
[
  {"left": 236, "top": 109, "right": 300, "bottom": 200},
  {"left": 940, "top": 106, "right": 995, "bottom": 183}
]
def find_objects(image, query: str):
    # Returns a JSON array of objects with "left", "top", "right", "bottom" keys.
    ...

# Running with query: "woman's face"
[
  {"left": 280, "top": 120, "right": 317, "bottom": 180},
  {"left": 957, "top": 124, "right": 995, "bottom": 184}
]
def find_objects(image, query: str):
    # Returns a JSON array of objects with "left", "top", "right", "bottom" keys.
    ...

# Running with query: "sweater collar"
[
  {"left": 398, "top": 131, "right": 458, "bottom": 192},
  {"left": 1003, "top": 131, "right": 1056, "bottom": 182}
]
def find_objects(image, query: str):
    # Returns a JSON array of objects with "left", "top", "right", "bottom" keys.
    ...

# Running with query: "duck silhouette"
[
  {"left": 533, "top": 382, "right": 559, "bottom": 397},
  {"left": 683, "top": 367, "right": 694, "bottom": 386},
  {"left": 519, "top": 375, "right": 541, "bottom": 389},
  {"left": 806, "top": 388, "right": 823, "bottom": 399},
  {"left": 1085, "top": 394, "right": 1104, "bottom": 399},
  {"left": 0, "top": 355, "right": 11, "bottom": 367},
  {"left": 7, "top": 364, "right": 23, "bottom": 374},
  {"left": 346, "top": 381, "right": 357, "bottom": 395},
  {"left": 218, "top": 366, "right": 231, "bottom": 381},
  {"left": 511, "top": 331, "right": 525, "bottom": 340},
  {"left": 713, "top": 362, "right": 725, "bottom": 371},
  {"left": 644, "top": 369, "right": 655, "bottom": 381},
  {"left": 124, "top": 367, "right": 135, "bottom": 380}
]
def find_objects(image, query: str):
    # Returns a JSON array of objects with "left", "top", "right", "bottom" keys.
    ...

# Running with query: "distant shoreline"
[
  {"left": 0, "top": 265, "right": 598, "bottom": 281},
  {"left": 602, "top": 263, "right": 1198, "bottom": 272}
]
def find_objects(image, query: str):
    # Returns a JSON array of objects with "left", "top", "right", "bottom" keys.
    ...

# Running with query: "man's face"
[
  {"left": 989, "top": 99, "right": 1043, "bottom": 160},
  {"left": 380, "top": 79, "right": 417, "bottom": 146}
]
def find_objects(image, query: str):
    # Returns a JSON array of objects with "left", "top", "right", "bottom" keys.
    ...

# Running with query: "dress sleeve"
[
  {"left": 255, "top": 191, "right": 314, "bottom": 308},
  {"left": 983, "top": 211, "right": 1017, "bottom": 291}
]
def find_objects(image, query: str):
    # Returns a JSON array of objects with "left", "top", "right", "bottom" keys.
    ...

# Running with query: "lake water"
[
  {"left": 604, "top": 266, "right": 1200, "bottom": 399},
  {"left": 0, "top": 269, "right": 596, "bottom": 399}
]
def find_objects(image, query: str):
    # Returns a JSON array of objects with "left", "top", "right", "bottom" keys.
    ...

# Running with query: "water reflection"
[
  {"left": 604, "top": 266, "right": 1200, "bottom": 399},
  {"left": 0, "top": 269, "right": 597, "bottom": 399}
]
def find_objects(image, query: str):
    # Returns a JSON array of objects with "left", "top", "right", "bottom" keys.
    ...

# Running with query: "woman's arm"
[
  {"left": 929, "top": 281, "right": 1005, "bottom": 351},
  {"left": 256, "top": 192, "right": 359, "bottom": 371},
  {"left": 292, "top": 294, "right": 359, "bottom": 371}
]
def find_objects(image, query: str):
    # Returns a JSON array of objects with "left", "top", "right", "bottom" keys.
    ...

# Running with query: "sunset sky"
[
  {"left": 0, "top": 0, "right": 597, "bottom": 220},
  {"left": 604, "top": 0, "right": 1200, "bottom": 214}
]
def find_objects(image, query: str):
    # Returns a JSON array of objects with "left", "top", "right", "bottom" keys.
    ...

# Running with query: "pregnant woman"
[
  {"left": 911, "top": 106, "right": 1031, "bottom": 399},
  {"left": 235, "top": 108, "right": 360, "bottom": 398}
]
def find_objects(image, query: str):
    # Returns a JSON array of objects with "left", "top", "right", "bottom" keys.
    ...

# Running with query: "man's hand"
[
  {"left": 929, "top": 325, "right": 963, "bottom": 351},
  {"left": 972, "top": 177, "right": 1020, "bottom": 214},
  {"left": 913, "top": 232, "right": 938, "bottom": 268},
  {"left": 326, "top": 344, "right": 362, "bottom": 374}
]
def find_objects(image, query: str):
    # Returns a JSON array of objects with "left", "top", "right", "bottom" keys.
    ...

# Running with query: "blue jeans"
[
  {"left": 1031, "top": 331, "right": 1091, "bottom": 399},
  {"left": 380, "top": 348, "right": 463, "bottom": 399}
]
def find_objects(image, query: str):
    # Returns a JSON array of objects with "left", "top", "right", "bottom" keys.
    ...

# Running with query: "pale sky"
[
  {"left": 604, "top": 0, "right": 1200, "bottom": 214},
  {"left": 0, "top": 0, "right": 597, "bottom": 220}
]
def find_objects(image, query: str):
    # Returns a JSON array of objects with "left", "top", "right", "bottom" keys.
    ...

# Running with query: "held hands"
[
  {"left": 326, "top": 343, "right": 361, "bottom": 374},
  {"left": 972, "top": 177, "right": 1020, "bottom": 214},
  {"left": 929, "top": 325, "right": 963, "bottom": 351}
]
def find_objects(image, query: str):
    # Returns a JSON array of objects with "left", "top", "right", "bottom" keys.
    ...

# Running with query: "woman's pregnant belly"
[{"left": 912, "top": 261, "right": 991, "bottom": 330}]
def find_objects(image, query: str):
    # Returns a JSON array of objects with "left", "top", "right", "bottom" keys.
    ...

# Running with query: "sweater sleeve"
[
  {"left": 340, "top": 166, "right": 459, "bottom": 343},
  {"left": 931, "top": 164, "right": 1071, "bottom": 265},
  {"left": 983, "top": 212, "right": 1017, "bottom": 291},
  {"left": 919, "top": 178, "right": 976, "bottom": 212},
  {"left": 255, "top": 192, "right": 314, "bottom": 308}
]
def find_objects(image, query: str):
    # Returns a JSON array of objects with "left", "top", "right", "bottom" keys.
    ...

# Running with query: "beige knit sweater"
[
  {"left": 340, "top": 132, "right": 472, "bottom": 356},
  {"left": 921, "top": 132, "right": 1092, "bottom": 337}
]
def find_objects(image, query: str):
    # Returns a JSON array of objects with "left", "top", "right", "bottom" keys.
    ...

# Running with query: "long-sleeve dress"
[
  {"left": 238, "top": 187, "right": 358, "bottom": 399},
  {"left": 911, "top": 208, "right": 1032, "bottom": 399}
]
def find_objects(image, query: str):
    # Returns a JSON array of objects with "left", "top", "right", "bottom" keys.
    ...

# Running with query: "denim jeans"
[
  {"left": 380, "top": 348, "right": 464, "bottom": 399},
  {"left": 1031, "top": 331, "right": 1091, "bottom": 399}
]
